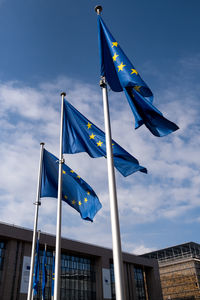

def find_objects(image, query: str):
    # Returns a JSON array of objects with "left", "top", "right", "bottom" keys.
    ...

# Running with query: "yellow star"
[
  {"left": 77, "top": 175, "right": 80, "bottom": 179},
  {"left": 84, "top": 198, "right": 88, "bottom": 203},
  {"left": 89, "top": 133, "right": 95, "bottom": 139},
  {"left": 87, "top": 122, "right": 92, "bottom": 129},
  {"left": 131, "top": 69, "right": 138, "bottom": 75},
  {"left": 118, "top": 62, "right": 126, "bottom": 72},
  {"left": 63, "top": 170, "right": 66, "bottom": 174},
  {"left": 72, "top": 200, "right": 76, "bottom": 205},
  {"left": 112, "top": 53, "right": 119, "bottom": 61},
  {"left": 112, "top": 42, "right": 118, "bottom": 48},
  {"left": 70, "top": 170, "right": 74, "bottom": 173},
  {"left": 134, "top": 86, "right": 141, "bottom": 92},
  {"left": 78, "top": 201, "right": 82, "bottom": 206},
  {"left": 64, "top": 195, "right": 68, "bottom": 200},
  {"left": 97, "top": 140, "right": 103, "bottom": 147},
  {"left": 87, "top": 191, "right": 90, "bottom": 195}
]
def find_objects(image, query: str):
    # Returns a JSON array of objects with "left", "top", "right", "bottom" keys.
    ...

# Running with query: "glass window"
[
  {"left": 110, "top": 263, "right": 148, "bottom": 300},
  {"left": 0, "top": 241, "right": 5, "bottom": 285},
  {"left": 33, "top": 249, "right": 96, "bottom": 300},
  {"left": 110, "top": 264, "right": 116, "bottom": 299},
  {"left": 134, "top": 267, "right": 146, "bottom": 300}
]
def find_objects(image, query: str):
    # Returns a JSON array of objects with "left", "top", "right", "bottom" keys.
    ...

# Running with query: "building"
[
  {"left": 0, "top": 222, "right": 162, "bottom": 300},
  {"left": 142, "top": 242, "right": 200, "bottom": 300}
]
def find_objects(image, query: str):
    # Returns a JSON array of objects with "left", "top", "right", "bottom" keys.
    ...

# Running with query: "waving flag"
[
  {"left": 62, "top": 99, "right": 147, "bottom": 176},
  {"left": 51, "top": 253, "right": 55, "bottom": 297},
  {"left": 97, "top": 15, "right": 179, "bottom": 137},
  {"left": 40, "top": 149, "right": 102, "bottom": 222}
]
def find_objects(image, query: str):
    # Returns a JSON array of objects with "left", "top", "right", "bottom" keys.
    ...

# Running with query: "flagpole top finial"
[
  {"left": 60, "top": 92, "right": 66, "bottom": 97},
  {"left": 40, "top": 142, "right": 45, "bottom": 146},
  {"left": 95, "top": 5, "right": 102, "bottom": 15}
]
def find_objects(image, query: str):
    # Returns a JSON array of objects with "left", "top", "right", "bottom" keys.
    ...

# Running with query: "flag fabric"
[
  {"left": 33, "top": 238, "right": 40, "bottom": 295},
  {"left": 62, "top": 99, "right": 147, "bottom": 176},
  {"left": 51, "top": 253, "right": 55, "bottom": 297},
  {"left": 42, "top": 247, "right": 47, "bottom": 299},
  {"left": 97, "top": 16, "right": 179, "bottom": 137},
  {"left": 40, "top": 149, "right": 102, "bottom": 222}
]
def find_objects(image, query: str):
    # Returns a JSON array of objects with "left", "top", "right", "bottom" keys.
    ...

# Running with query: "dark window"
[
  {"left": 0, "top": 241, "right": 5, "bottom": 285},
  {"left": 134, "top": 267, "right": 146, "bottom": 300},
  {"left": 110, "top": 263, "right": 115, "bottom": 299},
  {"left": 33, "top": 250, "right": 96, "bottom": 300},
  {"left": 110, "top": 263, "right": 147, "bottom": 300}
]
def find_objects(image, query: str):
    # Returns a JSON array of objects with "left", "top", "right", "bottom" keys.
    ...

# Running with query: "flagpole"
[
  {"left": 54, "top": 92, "right": 66, "bottom": 300},
  {"left": 95, "top": 7, "right": 125, "bottom": 300},
  {"left": 31, "top": 230, "right": 41, "bottom": 300},
  {"left": 99, "top": 74, "right": 125, "bottom": 300},
  {"left": 27, "top": 142, "right": 45, "bottom": 300}
]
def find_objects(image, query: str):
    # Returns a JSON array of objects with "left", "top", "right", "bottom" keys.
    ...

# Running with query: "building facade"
[
  {"left": 142, "top": 242, "right": 200, "bottom": 300},
  {"left": 0, "top": 222, "right": 162, "bottom": 300}
]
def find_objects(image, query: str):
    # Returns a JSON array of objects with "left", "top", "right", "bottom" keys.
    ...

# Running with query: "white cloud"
[
  {"left": 131, "top": 244, "right": 156, "bottom": 255},
  {"left": 0, "top": 55, "right": 200, "bottom": 252}
]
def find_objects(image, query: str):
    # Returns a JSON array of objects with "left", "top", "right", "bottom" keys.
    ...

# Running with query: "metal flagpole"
[
  {"left": 99, "top": 75, "right": 126, "bottom": 300},
  {"left": 95, "top": 6, "right": 125, "bottom": 300},
  {"left": 27, "top": 142, "right": 45, "bottom": 300},
  {"left": 54, "top": 92, "right": 66, "bottom": 300},
  {"left": 94, "top": 7, "right": 126, "bottom": 295},
  {"left": 31, "top": 230, "right": 41, "bottom": 300}
]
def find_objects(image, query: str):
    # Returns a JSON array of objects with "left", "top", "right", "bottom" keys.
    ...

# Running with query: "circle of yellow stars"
[
  {"left": 62, "top": 169, "right": 91, "bottom": 208},
  {"left": 111, "top": 40, "right": 142, "bottom": 92}
]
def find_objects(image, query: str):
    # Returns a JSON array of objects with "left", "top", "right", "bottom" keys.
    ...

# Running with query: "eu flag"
[
  {"left": 33, "top": 238, "right": 40, "bottom": 295},
  {"left": 42, "top": 248, "right": 47, "bottom": 299},
  {"left": 51, "top": 253, "right": 55, "bottom": 297},
  {"left": 62, "top": 99, "right": 147, "bottom": 176},
  {"left": 97, "top": 16, "right": 179, "bottom": 137},
  {"left": 40, "top": 149, "right": 102, "bottom": 222}
]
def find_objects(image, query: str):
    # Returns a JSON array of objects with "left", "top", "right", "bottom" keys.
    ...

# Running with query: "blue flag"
[
  {"left": 97, "top": 16, "right": 179, "bottom": 137},
  {"left": 51, "top": 253, "right": 55, "bottom": 297},
  {"left": 33, "top": 238, "right": 40, "bottom": 295},
  {"left": 40, "top": 149, "right": 102, "bottom": 222},
  {"left": 42, "top": 248, "right": 47, "bottom": 299},
  {"left": 62, "top": 99, "right": 147, "bottom": 176}
]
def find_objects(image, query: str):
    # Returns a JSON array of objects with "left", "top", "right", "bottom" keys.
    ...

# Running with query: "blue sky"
[{"left": 0, "top": 0, "right": 200, "bottom": 254}]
